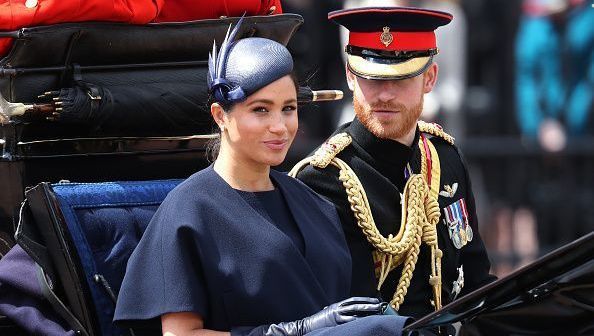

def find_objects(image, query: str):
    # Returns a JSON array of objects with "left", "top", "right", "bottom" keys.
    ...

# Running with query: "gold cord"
[
  {"left": 289, "top": 131, "right": 443, "bottom": 311},
  {"left": 417, "top": 120, "right": 455, "bottom": 145}
]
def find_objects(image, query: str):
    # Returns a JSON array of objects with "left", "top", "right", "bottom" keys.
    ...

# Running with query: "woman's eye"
[
  {"left": 282, "top": 105, "right": 297, "bottom": 113},
  {"left": 252, "top": 107, "right": 268, "bottom": 113}
]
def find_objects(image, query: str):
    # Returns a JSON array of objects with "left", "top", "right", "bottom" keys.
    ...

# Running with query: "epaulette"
[
  {"left": 418, "top": 120, "right": 455, "bottom": 145},
  {"left": 310, "top": 132, "right": 352, "bottom": 168}
]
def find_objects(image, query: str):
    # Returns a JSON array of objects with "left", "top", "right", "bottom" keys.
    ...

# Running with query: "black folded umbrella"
[
  {"left": 34, "top": 82, "right": 343, "bottom": 137},
  {"left": 38, "top": 82, "right": 213, "bottom": 136}
]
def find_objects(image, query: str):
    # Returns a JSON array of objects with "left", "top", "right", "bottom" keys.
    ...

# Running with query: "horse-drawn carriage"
[
  {"left": 1, "top": 8, "right": 593, "bottom": 336},
  {"left": 0, "top": 13, "right": 302, "bottom": 334}
]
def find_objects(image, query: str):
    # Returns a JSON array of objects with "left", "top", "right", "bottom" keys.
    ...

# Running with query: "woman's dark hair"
[{"left": 205, "top": 72, "right": 299, "bottom": 162}]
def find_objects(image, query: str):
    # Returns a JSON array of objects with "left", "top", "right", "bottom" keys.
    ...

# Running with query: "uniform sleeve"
[
  {"left": 113, "top": 191, "right": 209, "bottom": 327},
  {"left": 456, "top": 148, "right": 498, "bottom": 295}
]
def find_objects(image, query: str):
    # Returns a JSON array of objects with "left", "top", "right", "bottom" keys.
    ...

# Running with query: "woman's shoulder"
[
  {"left": 158, "top": 166, "right": 224, "bottom": 211},
  {"left": 168, "top": 165, "right": 219, "bottom": 197},
  {"left": 152, "top": 166, "right": 226, "bottom": 228}
]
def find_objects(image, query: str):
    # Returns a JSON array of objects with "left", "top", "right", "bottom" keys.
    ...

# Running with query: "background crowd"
[{"left": 282, "top": 0, "right": 594, "bottom": 277}]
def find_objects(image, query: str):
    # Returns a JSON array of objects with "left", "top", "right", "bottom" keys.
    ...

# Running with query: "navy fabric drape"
[{"left": 114, "top": 166, "right": 352, "bottom": 330}]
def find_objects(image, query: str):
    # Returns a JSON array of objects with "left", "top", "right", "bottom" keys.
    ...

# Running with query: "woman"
[{"left": 114, "top": 19, "right": 410, "bottom": 335}]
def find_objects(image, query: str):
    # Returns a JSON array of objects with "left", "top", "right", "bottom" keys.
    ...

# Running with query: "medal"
[{"left": 443, "top": 198, "right": 472, "bottom": 249}]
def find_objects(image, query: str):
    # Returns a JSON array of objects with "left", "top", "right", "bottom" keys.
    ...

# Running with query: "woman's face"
[{"left": 217, "top": 75, "right": 298, "bottom": 168}]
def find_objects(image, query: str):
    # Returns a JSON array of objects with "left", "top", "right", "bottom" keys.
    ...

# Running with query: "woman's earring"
[{"left": 220, "top": 125, "right": 225, "bottom": 132}]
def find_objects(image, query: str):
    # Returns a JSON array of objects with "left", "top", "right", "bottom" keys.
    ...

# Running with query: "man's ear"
[
  {"left": 210, "top": 103, "right": 226, "bottom": 130},
  {"left": 345, "top": 64, "right": 356, "bottom": 92},
  {"left": 423, "top": 62, "right": 438, "bottom": 94}
]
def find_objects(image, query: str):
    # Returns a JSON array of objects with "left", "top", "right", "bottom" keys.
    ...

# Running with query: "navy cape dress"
[
  {"left": 114, "top": 166, "right": 351, "bottom": 330},
  {"left": 114, "top": 166, "right": 410, "bottom": 334}
]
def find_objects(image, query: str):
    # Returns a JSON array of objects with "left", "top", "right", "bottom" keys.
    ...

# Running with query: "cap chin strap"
[
  {"left": 346, "top": 45, "right": 438, "bottom": 60},
  {"left": 347, "top": 56, "right": 434, "bottom": 81}
]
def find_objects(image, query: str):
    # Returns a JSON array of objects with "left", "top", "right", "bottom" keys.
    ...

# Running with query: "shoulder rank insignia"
[
  {"left": 443, "top": 198, "right": 473, "bottom": 249},
  {"left": 310, "top": 132, "right": 352, "bottom": 168},
  {"left": 439, "top": 183, "right": 458, "bottom": 198},
  {"left": 418, "top": 120, "right": 455, "bottom": 145}
]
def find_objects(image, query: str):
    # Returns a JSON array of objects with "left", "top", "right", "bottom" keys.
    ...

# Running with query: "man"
[{"left": 292, "top": 7, "right": 496, "bottom": 318}]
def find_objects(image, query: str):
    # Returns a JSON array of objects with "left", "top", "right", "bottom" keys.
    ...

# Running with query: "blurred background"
[{"left": 280, "top": 0, "right": 594, "bottom": 277}]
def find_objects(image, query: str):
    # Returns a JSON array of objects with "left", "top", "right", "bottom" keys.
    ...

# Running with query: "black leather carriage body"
[
  {"left": 0, "top": 14, "right": 303, "bottom": 241},
  {"left": 1, "top": 14, "right": 303, "bottom": 105},
  {"left": 0, "top": 15, "right": 303, "bottom": 335}
]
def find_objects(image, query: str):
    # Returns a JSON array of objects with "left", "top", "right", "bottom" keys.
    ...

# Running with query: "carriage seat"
[{"left": 17, "top": 179, "right": 183, "bottom": 336}]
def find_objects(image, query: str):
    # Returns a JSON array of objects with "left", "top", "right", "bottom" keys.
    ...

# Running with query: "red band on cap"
[{"left": 349, "top": 31, "right": 436, "bottom": 51}]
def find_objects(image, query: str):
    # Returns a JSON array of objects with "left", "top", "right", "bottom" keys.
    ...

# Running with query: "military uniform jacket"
[{"left": 297, "top": 118, "right": 496, "bottom": 318}]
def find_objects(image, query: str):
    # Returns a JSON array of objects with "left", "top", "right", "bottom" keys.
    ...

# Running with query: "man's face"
[{"left": 347, "top": 63, "right": 437, "bottom": 141}]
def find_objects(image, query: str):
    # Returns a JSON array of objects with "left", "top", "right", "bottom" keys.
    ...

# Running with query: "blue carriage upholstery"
[{"left": 24, "top": 179, "right": 183, "bottom": 336}]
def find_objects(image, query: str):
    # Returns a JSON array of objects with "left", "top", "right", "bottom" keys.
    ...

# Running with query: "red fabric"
[
  {"left": 0, "top": 0, "right": 283, "bottom": 57},
  {"left": 420, "top": 134, "right": 433, "bottom": 191},
  {"left": 348, "top": 31, "right": 436, "bottom": 51},
  {"left": 155, "top": 0, "right": 283, "bottom": 23},
  {"left": 0, "top": 40, "right": 12, "bottom": 57},
  {"left": 0, "top": 0, "right": 163, "bottom": 55}
]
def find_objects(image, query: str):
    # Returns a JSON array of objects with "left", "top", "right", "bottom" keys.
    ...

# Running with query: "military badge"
[
  {"left": 443, "top": 198, "right": 473, "bottom": 249},
  {"left": 439, "top": 183, "right": 458, "bottom": 198},
  {"left": 380, "top": 27, "right": 393, "bottom": 47},
  {"left": 451, "top": 265, "right": 464, "bottom": 300}
]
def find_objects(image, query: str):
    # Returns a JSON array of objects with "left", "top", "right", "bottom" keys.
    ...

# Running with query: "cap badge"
[{"left": 380, "top": 27, "right": 393, "bottom": 47}]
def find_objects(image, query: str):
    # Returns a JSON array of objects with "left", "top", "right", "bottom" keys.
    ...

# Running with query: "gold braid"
[{"left": 289, "top": 131, "right": 443, "bottom": 311}]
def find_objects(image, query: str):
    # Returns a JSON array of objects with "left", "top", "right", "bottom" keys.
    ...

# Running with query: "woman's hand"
[
  {"left": 264, "top": 297, "right": 383, "bottom": 335},
  {"left": 162, "top": 312, "right": 230, "bottom": 336},
  {"left": 162, "top": 297, "right": 384, "bottom": 336}
]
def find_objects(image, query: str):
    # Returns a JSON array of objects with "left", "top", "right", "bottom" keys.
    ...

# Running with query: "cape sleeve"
[{"left": 113, "top": 189, "right": 209, "bottom": 327}]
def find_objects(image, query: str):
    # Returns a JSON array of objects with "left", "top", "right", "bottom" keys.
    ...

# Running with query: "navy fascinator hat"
[{"left": 208, "top": 17, "right": 294, "bottom": 107}]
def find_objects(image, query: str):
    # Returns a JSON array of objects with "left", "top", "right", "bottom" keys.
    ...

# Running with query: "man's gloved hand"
[{"left": 263, "top": 297, "right": 383, "bottom": 336}]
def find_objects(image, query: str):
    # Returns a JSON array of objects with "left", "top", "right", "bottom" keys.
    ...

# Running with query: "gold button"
[
  {"left": 25, "top": 0, "right": 37, "bottom": 8},
  {"left": 268, "top": 6, "right": 276, "bottom": 15}
]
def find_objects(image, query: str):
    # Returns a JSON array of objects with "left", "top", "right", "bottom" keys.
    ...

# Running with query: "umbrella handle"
[{"left": 0, "top": 93, "right": 34, "bottom": 124}]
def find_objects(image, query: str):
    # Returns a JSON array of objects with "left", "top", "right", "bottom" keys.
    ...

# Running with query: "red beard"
[{"left": 354, "top": 94, "right": 424, "bottom": 140}]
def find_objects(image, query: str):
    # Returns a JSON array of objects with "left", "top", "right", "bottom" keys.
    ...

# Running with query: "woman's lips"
[{"left": 263, "top": 139, "right": 288, "bottom": 150}]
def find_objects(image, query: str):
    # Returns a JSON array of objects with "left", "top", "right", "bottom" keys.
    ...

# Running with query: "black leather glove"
[{"left": 263, "top": 297, "right": 383, "bottom": 336}]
